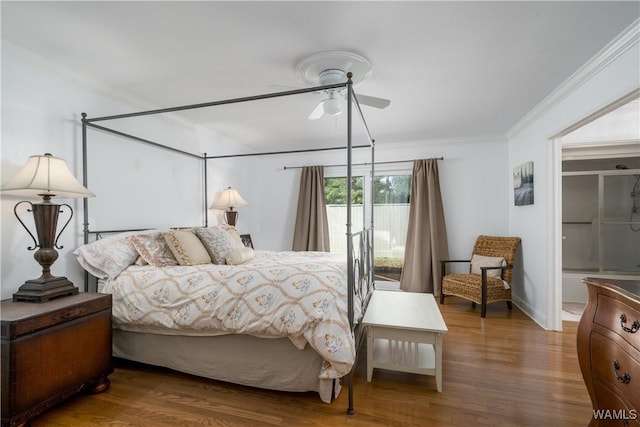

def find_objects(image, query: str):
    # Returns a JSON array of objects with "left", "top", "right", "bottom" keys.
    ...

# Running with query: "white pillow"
[
  {"left": 226, "top": 247, "right": 256, "bottom": 265},
  {"left": 73, "top": 229, "right": 158, "bottom": 279},
  {"left": 470, "top": 254, "right": 506, "bottom": 278}
]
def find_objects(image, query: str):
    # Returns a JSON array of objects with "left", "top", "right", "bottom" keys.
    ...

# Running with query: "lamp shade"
[
  {"left": 211, "top": 187, "right": 248, "bottom": 210},
  {"left": 1, "top": 153, "right": 94, "bottom": 199}
]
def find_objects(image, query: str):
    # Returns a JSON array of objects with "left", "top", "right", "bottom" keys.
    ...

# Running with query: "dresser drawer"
[
  {"left": 591, "top": 332, "right": 640, "bottom": 409},
  {"left": 593, "top": 379, "right": 640, "bottom": 426},
  {"left": 595, "top": 294, "right": 640, "bottom": 352}
]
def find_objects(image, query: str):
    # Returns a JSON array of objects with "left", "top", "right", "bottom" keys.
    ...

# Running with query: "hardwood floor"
[{"left": 30, "top": 297, "right": 591, "bottom": 426}]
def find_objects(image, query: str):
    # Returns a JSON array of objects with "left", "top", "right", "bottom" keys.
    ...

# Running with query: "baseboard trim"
[{"left": 512, "top": 294, "right": 550, "bottom": 331}]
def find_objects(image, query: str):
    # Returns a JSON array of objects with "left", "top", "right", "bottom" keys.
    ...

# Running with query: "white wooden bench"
[{"left": 362, "top": 290, "right": 448, "bottom": 391}]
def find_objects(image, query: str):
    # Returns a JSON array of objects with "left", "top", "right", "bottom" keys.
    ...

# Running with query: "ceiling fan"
[{"left": 294, "top": 51, "right": 391, "bottom": 120}]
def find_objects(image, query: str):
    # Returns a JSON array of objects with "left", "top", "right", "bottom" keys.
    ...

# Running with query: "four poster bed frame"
[{"left": 80, "top": 73, "right": 375, "bottom": 414}]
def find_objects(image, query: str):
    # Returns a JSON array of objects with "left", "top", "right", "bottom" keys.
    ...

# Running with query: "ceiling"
[{"left": 2, "top": 1, "right": 639, "bottom": 154}]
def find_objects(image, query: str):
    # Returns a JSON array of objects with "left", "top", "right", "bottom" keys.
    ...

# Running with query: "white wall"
[
  {"left": 507, "top": 22, "right": 640, "bottom": 329},
  {"left": 0, "top": 45, "right": 240, "bottom": 299}
]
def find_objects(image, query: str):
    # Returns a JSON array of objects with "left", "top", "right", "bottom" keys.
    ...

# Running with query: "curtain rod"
[{"left": 283, "top": 157, "right": 443, "bottom": 170}]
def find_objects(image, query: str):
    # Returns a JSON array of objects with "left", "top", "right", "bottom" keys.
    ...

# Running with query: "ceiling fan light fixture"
[
  {"left": 297, "top": 50, "right": 390, "bottom": 120},
  {"left": 323, "top": 98, "right": 342, "bottom": 116}
]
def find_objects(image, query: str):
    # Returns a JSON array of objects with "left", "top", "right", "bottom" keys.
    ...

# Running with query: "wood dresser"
[
  {"left": 1, "top": 293, "right": 113, "bottom": 427},
  {"left": 578, "top": 278, "right": 640, "bottom": 426}
]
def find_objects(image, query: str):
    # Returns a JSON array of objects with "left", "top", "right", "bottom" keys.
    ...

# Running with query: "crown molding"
[
  {"left": 376, "top": 134, "right": 507, "bottom": 148},
  {"left": 507, "top": 18, "right": 640, "bottom": 139}
]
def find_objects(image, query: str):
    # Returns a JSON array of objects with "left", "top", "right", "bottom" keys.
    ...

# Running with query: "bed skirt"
[{"left": 112, "top": 329, "right": 341, "bottom": 403}]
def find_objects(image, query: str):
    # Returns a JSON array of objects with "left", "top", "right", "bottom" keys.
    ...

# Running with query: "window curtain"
[
  {"left": 292, "top": 166, "right": 330, "bottom": 252},
  {"left": 400, "top": 159, "right": 449, "bottom": 294}
]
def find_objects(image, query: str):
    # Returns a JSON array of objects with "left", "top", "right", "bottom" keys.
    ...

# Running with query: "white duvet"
[{"left": 102, "top": 250, "right": 360, "bottom": 379}]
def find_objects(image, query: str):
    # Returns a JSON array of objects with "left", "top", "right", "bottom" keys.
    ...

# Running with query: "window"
[
  {"left": 324, "top": 176, "right": 364, "bottom": 253},
  {"left": 372, "top": 175, "right": 411, "bottom": 281},
  {"left": 324, "top": 173, "right": 411, "bottom": 282}
]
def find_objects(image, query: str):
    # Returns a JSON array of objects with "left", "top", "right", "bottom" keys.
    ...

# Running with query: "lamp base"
[
  {"left": 224, "top": 210, "right": 238, "bottom": 227},
  {"left": 13, "top": 276, "right": 78, "bottom": 303}
]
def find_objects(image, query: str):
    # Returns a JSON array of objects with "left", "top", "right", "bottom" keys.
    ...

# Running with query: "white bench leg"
[
  {"left": 435, "top": 333, "right": 443, "bottom": 392},
  {"left": 367, "top": 328, "right": 373, "bottom": 382}
]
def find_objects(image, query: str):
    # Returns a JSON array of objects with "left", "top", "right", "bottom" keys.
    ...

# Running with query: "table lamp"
[
  {"left": 211, "top": 187, "right": 248, "bottom": 227},
  {"left": 1, "top": 153, "right": 95, "bottom": 302}
]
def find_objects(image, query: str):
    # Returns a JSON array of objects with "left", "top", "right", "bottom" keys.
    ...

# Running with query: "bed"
[
  {"left": 77, "top": 73, "right": 376, "bottom": 413},
  {"left": 75, "top": 227, "right": 367, "bottom": 403}
]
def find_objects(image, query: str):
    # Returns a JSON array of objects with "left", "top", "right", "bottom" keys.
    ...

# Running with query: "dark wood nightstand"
[{"left": 1, "top": 293, "right": 113, "bottom": 427}]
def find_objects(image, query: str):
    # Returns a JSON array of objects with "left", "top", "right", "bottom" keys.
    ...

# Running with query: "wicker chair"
[{"left": 439, "top": 235, "right": 521, "bottom": 317}]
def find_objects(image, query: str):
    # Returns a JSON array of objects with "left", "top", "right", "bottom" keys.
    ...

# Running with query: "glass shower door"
[
  {"left": 563, "top": 171, "right": 640, "bottom": 274},
  {"left": 601, "top": 174, "right": 640, "bottom": 273},
  {"left": 563, "top": 174, "right": 599, "bottom": 271}
]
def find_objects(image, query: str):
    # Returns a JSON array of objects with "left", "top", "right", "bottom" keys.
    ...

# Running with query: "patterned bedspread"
[{"left": 102, "top": 250, "right": 360, "bottom": 378}]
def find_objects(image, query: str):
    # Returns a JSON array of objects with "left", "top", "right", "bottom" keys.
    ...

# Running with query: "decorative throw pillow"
[
  {"left": 164, "top": 229, "right": 212, "bottom": 266},
  {"left": 226, "top": 247, "right": 256, "bottom": 265},
  {"left": 216, "top": 224, "right": 244, "bottom": 247},
  {"left": 470, "top": 254, "right": 506, "bottom": 278},
  {"left": 129, "top": 232, "right": 178, "bottom": 267},
  {"left": 133, "top": 256, "right": 148, "bottom": 266},
  {"left": 194, "top": 227, "right": 243, "bottom": 264}
]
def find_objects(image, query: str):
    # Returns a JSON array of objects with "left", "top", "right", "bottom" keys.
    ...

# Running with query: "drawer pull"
[
  {"left": 613, "top": 360, "right": 631, "bottom": 384},
  {"left": 619, "top": 314, "right": 640, "bottom": 333}
]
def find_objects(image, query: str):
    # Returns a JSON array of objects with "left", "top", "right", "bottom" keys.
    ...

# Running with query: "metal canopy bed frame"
[{"left": 80, "top": 73, "right": 375, "bottom": 414}]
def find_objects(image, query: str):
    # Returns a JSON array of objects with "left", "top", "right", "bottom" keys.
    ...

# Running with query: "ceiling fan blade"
[
  {"left": 347, "top": 60, "right": 373, "bottom": 82},
  {"left": 308, "top": 101, "right": 325, "bottom": 120},
  {"left": 356, "top": 94, "right": 391, "bottom": 109}
]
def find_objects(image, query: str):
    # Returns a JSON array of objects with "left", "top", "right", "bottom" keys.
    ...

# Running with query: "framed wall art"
[{"left": 514, "top": 161, "right": 534, "bottom": 206}]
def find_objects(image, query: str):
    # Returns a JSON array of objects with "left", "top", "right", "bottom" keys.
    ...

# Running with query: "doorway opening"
[{"left": 555, "top": 91, "right": 640, "bottom": 325}]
